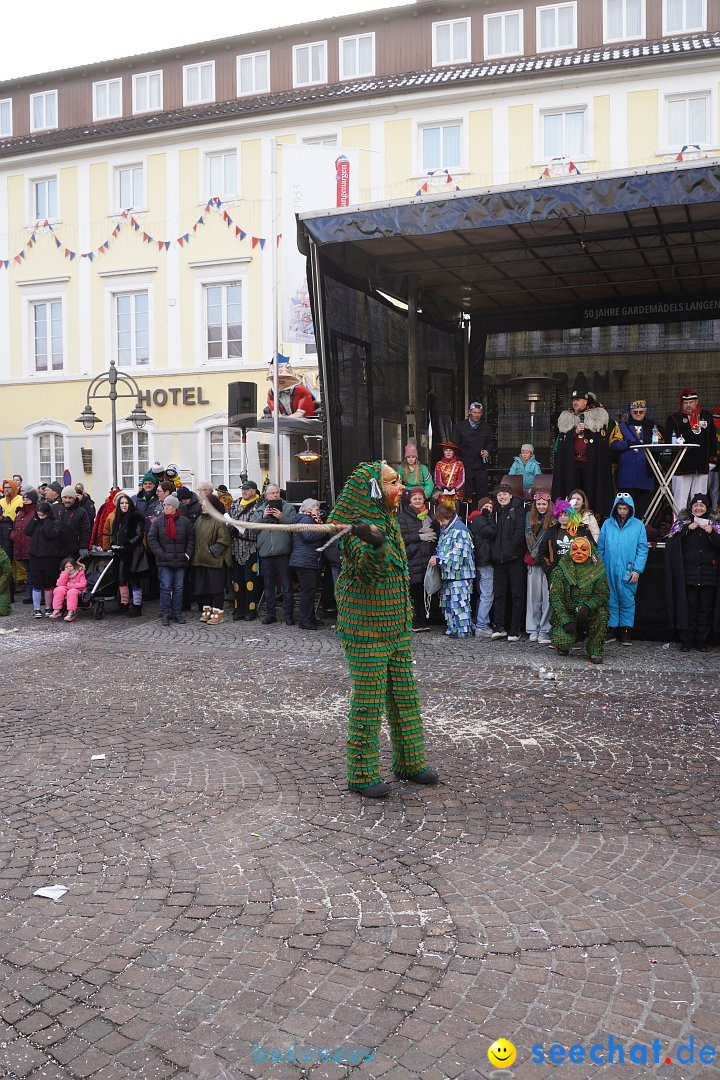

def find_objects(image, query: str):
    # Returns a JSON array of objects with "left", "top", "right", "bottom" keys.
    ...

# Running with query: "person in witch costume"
[
  {"left": 665, "top": 492, "right": 720, "bottom": 652},
  {"left": 549, "top": 535, "right": 609, "bottom": 664},
  {"left": 327, "top": 461, "right": 439, "bottom": 798},
  {"left": 551, "top": 383, "right": 619, "bottom": 519},
  {"left": 665, "top": 389, "right": 715, "bottom": 512}
]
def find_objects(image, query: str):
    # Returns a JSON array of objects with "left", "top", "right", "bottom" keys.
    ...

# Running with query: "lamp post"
[{"left": 75, "top": 360, "right": 153, "bottom": 489}]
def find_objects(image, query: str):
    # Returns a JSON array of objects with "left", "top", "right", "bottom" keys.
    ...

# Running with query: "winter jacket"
[
  {"left": 147, "top": 512, "right": 195, "bottom": 567},
  {"left": 180, "top": 492, "right": 202, "bottom": 524},
  {"left": 398, "top": 501, "right": 438, "bottom": 584},
  {"left": 77, "top": 495, "right": 96, "bottom": 531},
  {"left": 492, "top": 497, "right": 526, "bottom": 564},
  {"left": 508, "top": 455, "right": 543, "bottom": 489},
  {"left": 249, "top": 498, "right": 298, "bottom": 557},
  {"left": 227, "top": 495, "right": 261, "bottom": 563},
  {"left": 0, "top": 493, "right": 23, "bottom": 521},
  {"left": 665, "top": 512, "right": 720, "bottom": 631},
  {"left": 10, "top": 505, "right": 35, "bottom": 561},
  {"left": 131, "top": 489, "right": 159, "bottom": 528},
  {"left": 290, "top": 514, "right": 324, "bottom": 571},
  {"left": 24, "top": 513, "right": 62, "bottom": 559},
  {"left": 398, "top": 461, "right": 435, "bottom": 500},
  {"left": 192, "top": 514, "right": 232, "bottom": 569},
  {"left": 597, "top": 494, "right": 648, "bottom": 596},
  {"left": 468, "top": 508, "right": 497, "bottom": 567},
  {"left": 57, "top": 503, "right": 91, "bottom": 558},
  {"left": 54, "top": 567, "right": 88, "bottom": 595}
]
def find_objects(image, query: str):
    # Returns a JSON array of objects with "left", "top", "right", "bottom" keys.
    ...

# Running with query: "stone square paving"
[{"left": 0, "top": 607, "right": 718, "bottom": 1080}]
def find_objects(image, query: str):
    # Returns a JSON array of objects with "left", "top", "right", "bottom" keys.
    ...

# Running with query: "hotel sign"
[{"left": 138, "top": 386, "right": 210, "bottom": 407}]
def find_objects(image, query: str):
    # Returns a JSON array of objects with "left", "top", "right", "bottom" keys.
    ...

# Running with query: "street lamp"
[{"left": 75, "top": 360, "right": 152, "bottom": 488}]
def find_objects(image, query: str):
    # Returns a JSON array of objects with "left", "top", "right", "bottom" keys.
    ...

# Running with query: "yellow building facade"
[{"left": 0, "top": 24, "right": 717, "bottom": 496}]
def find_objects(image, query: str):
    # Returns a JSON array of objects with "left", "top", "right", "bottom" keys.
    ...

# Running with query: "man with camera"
[{"left": 249, "top": 484, "right": 298, "bottom": 625}]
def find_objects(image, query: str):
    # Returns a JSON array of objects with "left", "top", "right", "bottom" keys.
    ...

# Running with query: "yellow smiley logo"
[{"left": 487, "top": 1039, "right": 517, "bottom": 1068}]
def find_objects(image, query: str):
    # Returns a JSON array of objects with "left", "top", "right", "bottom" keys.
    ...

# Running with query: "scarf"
[
  {"left": 165, "top": 509, "right": 179, "bottom": 539},
  {"left": 239, "top": 495, "right": 258, "bottom": 509}
]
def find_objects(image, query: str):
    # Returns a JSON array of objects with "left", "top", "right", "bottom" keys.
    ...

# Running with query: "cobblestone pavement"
[{"left": 1, "top": 606, "right": 719, "bottom": 1080}]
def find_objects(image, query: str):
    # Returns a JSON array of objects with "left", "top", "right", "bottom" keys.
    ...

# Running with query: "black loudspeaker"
[
  {"left": 228, "top": 381, "right": 257, "bottom": 428},
  {"left": 285, "top": 481, "right": 319, "bottom": 503}
]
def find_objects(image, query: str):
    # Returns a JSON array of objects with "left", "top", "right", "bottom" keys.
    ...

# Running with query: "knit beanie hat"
[
  {"left": 141, "top": 472, "right": 158, "bottom": 485},
  {"left": 176, "top": 486, "right": 192, "bottom": 500},
  {"left": 164, "top": 495, "right": 180, "bottom": 509},
  {"left": 61, "top": 485, "right": 77, "bottom": 499},
  {"left": 23, "top": 490, "right": 38, "bottom": 504}
]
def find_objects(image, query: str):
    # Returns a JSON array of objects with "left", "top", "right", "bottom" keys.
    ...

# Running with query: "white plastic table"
[{"left": 630, "top": 443, "right": 690, "bottom": 521}]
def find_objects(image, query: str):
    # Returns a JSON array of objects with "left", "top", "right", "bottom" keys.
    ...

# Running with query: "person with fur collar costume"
[
  {"left": 665, "top": 492, "right": 720, "bottom": 651},
  {"left": 327, "top": 461, "right": 439, "bottom": 798},
  {"left": 665, "top": 390, "right": 715, "bottom": 513},
  {"left": 551, "top": 383, "right": 620, "bottom": 519},
  {"left": 549, "top": 535, "right": 609, "bottom": 663}
]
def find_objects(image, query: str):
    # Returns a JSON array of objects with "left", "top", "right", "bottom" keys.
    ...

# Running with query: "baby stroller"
[{"left": 79, "top": 549, "right": 120, "bottom": 619}]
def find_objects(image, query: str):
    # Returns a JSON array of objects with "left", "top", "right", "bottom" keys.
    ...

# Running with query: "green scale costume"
[
  {"left": 549, "top": 551, "right": 609, "bottom": 657},
  {"left": 328, "top": 462, "right": 429, "bottom": 789},
  {"left": 0, "top": 546, "right": 12, "bottom": 616}
]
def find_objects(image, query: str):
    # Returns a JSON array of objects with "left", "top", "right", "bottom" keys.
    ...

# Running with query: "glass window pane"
[
  {"left": 558, "top": 5, "right": 574, "bottom": 44},
  {"left": 435, "top": 23, "right": 450, "bottom": 62},
  {"left": 150, "top": 74, "right": 161, "bottom": 108},
  {"left": 506, "top": 14, "right": 520, "bottom": 52},
  {"left": 607, "top": 0, "right": 622, "bottom": 37},
  {"left": 342, "top": 39, "right": 355, "bottom": 77},
  {"left": 136, "top": 78, "right": 147, "bottom": 112},
  {"left": 422, "top": 127, "right": 441, "bottom": 170},
  {"left": 46, "top": 93, "right": 56, "bottom": 127},
  {"left": 539, "top": 9, "right": 555, "bottom": 48},
  {"left": 627, "top": 0, "right": 642, "bottom": 35},
  {"left": 187, "top": 67, "right": 198, "bottom": 101},
  {"left": 297, "top": 47, "right": 309, "bottom": 84},
  {"left": 48, "top": 180, "right": 57, "bottom": 219},
  {"left": 34, "top": 305, "right": 47, "bottom": 371},
  {"left": 453, "top": 20, "right": 468, "bottom": 59},
  {"left": 667, "top": 98, "right": 685, "bottom": 145},
  {"left": 110, "top": 81, "right": 120, "bottom": 114},
  {"left": 666, "top": 0, "right": 682, "bottom": 30},
  {"left": 201, "top": 64, "right": 212, "bottom": 99},
  {"left": 544, "top": 112, "right": 563, "bottom": 157},
  {"left": 0, "top": 100, "right": 10, "bottom": 135},
  {"left": 688, "top": 97, "right": 707, "bottom": 143},
  {"left": 687, "top": 0, "right": 703, "bottom": 27},
  {"left": 487, "top": 16, "right": 502, "bottom": 54},
  {"left": 311, "top": 44, "right": 324, "bottom": 81},
  {"left": 565, "top": 111, "right": 584, "bottom": 155},
  {"left": 359, "top": 35, "right": 373, "bottom": 73},
  {"left": 224, "top": 154, "right": 236, "bottom": 194},
  {"left": 443, "top": 124, "right": 461, "bottom": 167},
  {"left": 33, "top": 96, "right": 43, "bottom": 129},
  {"left": 240, "top": 56, "right": 253, "bottom": 92}
]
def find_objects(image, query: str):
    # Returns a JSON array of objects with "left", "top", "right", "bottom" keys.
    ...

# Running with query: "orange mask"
[{"left": 570, "top": 537, "right": 591, "bottom": 563}]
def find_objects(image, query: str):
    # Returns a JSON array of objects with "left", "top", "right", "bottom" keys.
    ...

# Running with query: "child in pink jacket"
[{"left": 49, "top": 558, "right": 87, "bottom": 622}]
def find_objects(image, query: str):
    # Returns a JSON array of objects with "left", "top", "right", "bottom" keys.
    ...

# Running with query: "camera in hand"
[{"left": 265, "top": 499, "right": 282, "bottom": 520}]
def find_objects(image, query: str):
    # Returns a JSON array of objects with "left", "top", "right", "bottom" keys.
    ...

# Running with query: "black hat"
[
  {"left": 241, "top": 479, "right": 259, "bottom": 491},
  {"left": 571, "top": 383, "right": 589, "bottom": 399},
  {"left": 47, "top": 481, "right": 63, "bottom": 495},
  {"left": 176, "top": 486, "right": 193, "bottom": 500},
  {"left": 23, "top": 490, "right": 38, "bottom": 504}
]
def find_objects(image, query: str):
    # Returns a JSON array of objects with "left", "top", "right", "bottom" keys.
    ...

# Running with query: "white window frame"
[
  {"left": 191, "top": 261, "right": 250, "bottom": 369},
  {"left": 132, "top": 70, "right": 163, "bottom": 114},
  {"left": 538, "top": 105, "right": 589, "bottom": 162},
  {"left": 24, "top": 422, "right": 69, "bottom": 487},
  {"left": 301, "top": 133, "right": 338, "bottom": 147},
  {"left": 118, "top": 425, "right": 151, "bottom": 490},
  {"left": 432, "top": 18, "right": 472, "bottom": 66},
  {"left": 292, "top": 41, "right": 328, "bottom": 88},
  {"left": 92, "top": 78, "right": 122, "bottom": 122},
  {"left": 31, "top": 176, "right": 59, "bottom": 222},
  {"left": 663, "top": 90, "right": 712, "bottom": 151},
  {"left": 29, "top": 89, "right": 58, "bottom": 132},
  {"left": 339, "top": 33, "right": 376, "bottom": 79},
  {"left": 603, "top": 0, "right": 646, "bottom": 42},
  {"left": 663, "top": 0, "right": 706, "bottom": 34},
  {"left": 418, "top": 120, "right": 465, "bottom": 173},
  {"left": 204, "top": 149, "right": 238, "bottom": 200},
  {"left": 113, "top": 290, "right": 150, "bottom": 370},
  {"left": 113, "top": 163, "right": 144, "bottom": 211},
  {"left": 100, "top": 269, "right": 155, "bottom": 375},
  {"left": 30, "top": 298, "right": 64, "bottom": 375},
  {"left": 202, "top": 281, "right": 244, "bottom": 363},
  {"left": 236, "top": 51, "right": 270, "bottom": 96},
  {"left": 537, "top": 3, "right": 577, "bottom": 52},
  {"left": 483, "top": 10, "right": 524, "bottom": 59},
  {"left": 208, "top": 426, "right": 245, "bottom": 489},
  {"left": 183, "top": 61, "right": 215, "bottom": 106},
  {"left": 0, "top": 98, "right": 12, "bottom": 138}
]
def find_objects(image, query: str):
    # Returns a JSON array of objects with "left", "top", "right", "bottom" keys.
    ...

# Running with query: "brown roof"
[{"left": 1, "top": 32, "right": 717, "bottom": 160}]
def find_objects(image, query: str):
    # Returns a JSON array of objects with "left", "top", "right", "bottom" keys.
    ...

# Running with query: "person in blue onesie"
[{"left": 597, "top": 492, "right": 648, "bottom": 646}]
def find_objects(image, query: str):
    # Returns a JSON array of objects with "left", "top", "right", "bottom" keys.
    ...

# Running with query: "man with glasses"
[{"left": 612, "top": 399, "right": 663, "bottom": 521}]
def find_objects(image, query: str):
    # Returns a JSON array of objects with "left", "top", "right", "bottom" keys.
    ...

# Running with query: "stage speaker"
[
  {"left": 228, "top": 381, "right": 257, "bottom": 428},
  {"left": 285, "top": 480, "right": 319, "bottom": 503}
]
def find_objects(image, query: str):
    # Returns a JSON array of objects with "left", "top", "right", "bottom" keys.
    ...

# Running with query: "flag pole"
[{"left": 271, "top": 138, "right": 281, "bottom": 487}]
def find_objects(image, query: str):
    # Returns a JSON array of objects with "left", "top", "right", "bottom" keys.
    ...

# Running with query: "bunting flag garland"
[
  {"left": 540, "top": 158, "right": 581, "bottom": 179},
  {"left": 414, "top": 169, "right": 461, "bottom": 197},
  {"left": 0, "top": 197, "right": 276, "bottom": 269}
]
